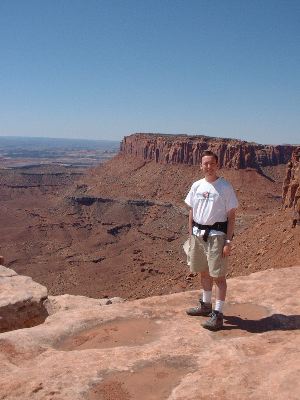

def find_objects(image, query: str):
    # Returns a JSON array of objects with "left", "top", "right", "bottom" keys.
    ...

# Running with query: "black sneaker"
[
  {"left": 186, "top": 300, "right": 212, "bottom": 316},
  {"left": 202, "top": 311, "right": 224, "bottom": 331}
]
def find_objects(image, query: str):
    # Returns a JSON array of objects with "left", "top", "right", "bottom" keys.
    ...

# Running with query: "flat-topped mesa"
[
  {"left": 282, "top": 147, "right": 300, "bottom": 209},
  {"left": 120, "top": 133, "right": 294, "bottom": 170}
]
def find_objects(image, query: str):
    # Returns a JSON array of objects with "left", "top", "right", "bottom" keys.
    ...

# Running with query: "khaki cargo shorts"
[{"left": 183, "top": 234, "right": 228, "bottom": 278}]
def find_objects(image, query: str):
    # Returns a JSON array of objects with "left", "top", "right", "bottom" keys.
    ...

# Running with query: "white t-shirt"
[{"left": 185, "top": 177, "right": 238, "bottom": 236}]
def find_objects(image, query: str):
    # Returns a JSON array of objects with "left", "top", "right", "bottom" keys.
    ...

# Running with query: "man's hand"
[
  {"left": 222, "top": 244, "right": 231, "bottom": 257},
  {"left": 223, "top": 208, "right": 236, "bottom": 257}
]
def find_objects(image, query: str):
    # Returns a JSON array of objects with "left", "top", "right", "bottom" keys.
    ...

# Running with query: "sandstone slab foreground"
[
  {"left": 0, "top": 265, "right": 48, "bottom": 333},
  {"left": 0, "top": 266, "right": 299, "bottom": 400}
]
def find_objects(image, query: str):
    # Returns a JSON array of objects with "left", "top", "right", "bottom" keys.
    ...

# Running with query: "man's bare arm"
[
  {"left": 226, "top": 208, "right": 236, "bottom": 241},
  {"left": 223, "top": 208, "right": 236, "bottom": 257},
  {"left": 188, "top": 208, "right": 193, "bottom": 236}
]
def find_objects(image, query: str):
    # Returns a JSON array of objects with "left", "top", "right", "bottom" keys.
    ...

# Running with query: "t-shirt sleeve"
[
  {"left": 184, "top": 184, "right": 195, "bottom": 208},
  {"left": 225, "top": 184, "right": 239, "bottom": 212}
]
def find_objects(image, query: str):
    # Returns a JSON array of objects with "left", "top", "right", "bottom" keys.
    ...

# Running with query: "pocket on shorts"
[
  {"left": 183, "top": 237, "right": 191, "bottom": 266},
  {"left": 209, "top": 235, "right": 225, "bottom": 255},
  {"left": 189, "top": 235, "right": 208, "bottom": 273},
  {"left": 208, "top": 235, "right": 227, "bottom": 277}
]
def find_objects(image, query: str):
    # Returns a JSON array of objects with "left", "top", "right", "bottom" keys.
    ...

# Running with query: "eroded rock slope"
[{"left": 283, "top": 147, "right": 300, "bottom": 209}]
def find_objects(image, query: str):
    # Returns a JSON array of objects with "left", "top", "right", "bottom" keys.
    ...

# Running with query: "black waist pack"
[{"left": 193, "top": 220, "right": 228, "bottom": 242}]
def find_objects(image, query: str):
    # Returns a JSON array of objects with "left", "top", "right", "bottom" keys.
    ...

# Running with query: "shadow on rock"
[
  {"left": 0, "top": 301, "right": 49, "bottom": 334},
  {"left": 223, "top": 313, "right": 300, "bottom": 333}
]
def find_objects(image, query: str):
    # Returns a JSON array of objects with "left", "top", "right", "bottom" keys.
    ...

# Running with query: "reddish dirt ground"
[{"left": 0, "top": 156, "right": 299, "bottom": 300}]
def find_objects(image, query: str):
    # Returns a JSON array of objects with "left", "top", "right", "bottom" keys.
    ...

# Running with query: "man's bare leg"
[
  {"left": 214, "top": 276, "right": 227, "bottom": 302},
  {"left": 201, "top": 270, "right": 213, "bottom": 292},
  {"left": 202, "top": 276, "right": 226, "bottom": 330},
  {"left": 200, "top": 270, "right": 213, "bottom": 309},
  {"left": 186, "top": 270, "right": 213, "bottom": 316}
]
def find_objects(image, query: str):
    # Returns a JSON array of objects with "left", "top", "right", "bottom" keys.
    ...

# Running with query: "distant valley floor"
[{"left": 0, "top": 155, "right": 299, "bottom": 300}]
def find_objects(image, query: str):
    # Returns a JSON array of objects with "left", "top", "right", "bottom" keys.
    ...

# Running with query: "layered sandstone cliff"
[
  {"left": 121, "top": 133, "right": 294, "bottom": 170},
  {"left": 282, "top": 147, "right": 300, "bottom": 209}
]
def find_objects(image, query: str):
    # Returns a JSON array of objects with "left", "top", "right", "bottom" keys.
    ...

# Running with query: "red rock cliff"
[
  {"left": 120, "top": 133, "right": 294, "bottom": 170},
  {"left": 282, "top": 147, "right": 300, "bottom": 209}
]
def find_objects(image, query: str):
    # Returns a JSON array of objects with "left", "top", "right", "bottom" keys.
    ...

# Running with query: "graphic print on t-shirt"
[{"left": 196, "top": 191, "right": 217, "bottom": 201}]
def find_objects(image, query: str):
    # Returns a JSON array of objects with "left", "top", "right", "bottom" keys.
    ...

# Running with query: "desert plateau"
[
  {"left": 0, "top": 133, "right": 299, "bottom": 299},
  {"left": 0, "top": 133, "right": 299, "bottom": 399}
]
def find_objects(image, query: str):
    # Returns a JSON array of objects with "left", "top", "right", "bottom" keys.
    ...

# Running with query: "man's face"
[{"left": 201, "top": 155, "right": 218, "bottom": 177}]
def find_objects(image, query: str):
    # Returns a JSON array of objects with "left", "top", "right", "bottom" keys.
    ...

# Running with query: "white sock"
[
  {"left": 215, "top": 300, "right": 225, "bottom": 313},
  {"left": 202, "top": 290, "right": 212, "bottom": 303}
]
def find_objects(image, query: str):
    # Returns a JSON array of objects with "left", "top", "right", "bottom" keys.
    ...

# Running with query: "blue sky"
[{"left": 0, "top": 0, "right": 299, "bottom": 144}]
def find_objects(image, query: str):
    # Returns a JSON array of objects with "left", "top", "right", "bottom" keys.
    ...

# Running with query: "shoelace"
[{"left": 208, "top": 312, "right": 217, "bottom": 319}]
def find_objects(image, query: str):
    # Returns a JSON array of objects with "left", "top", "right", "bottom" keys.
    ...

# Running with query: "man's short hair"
[{"left": 202, "top": 150, "right": 218, "bottom": 163}]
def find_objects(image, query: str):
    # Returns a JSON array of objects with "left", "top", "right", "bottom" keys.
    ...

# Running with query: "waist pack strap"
[{"left": 193, "top": 220, "right": 228, "bottom": 242}]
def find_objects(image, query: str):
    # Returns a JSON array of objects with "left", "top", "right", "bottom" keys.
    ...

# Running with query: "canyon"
[
  {"left": 0, "top": 133, "right": 299, "bottom": 300},
  {"left": 0, "top": 133, "right": 299, "bottom": 400}
]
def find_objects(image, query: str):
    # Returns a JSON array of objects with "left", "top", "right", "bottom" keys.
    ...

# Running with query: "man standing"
[{"left": 185, "top": 150, "right": 238, "bottom": 331}]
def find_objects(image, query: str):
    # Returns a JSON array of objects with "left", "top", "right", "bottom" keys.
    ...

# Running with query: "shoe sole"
[
  {"left": 186, "top": 311, "right": 212, "bottom": 316},
  {"left": 201, "top": 323, "right": 223, "bottom": 331}
]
